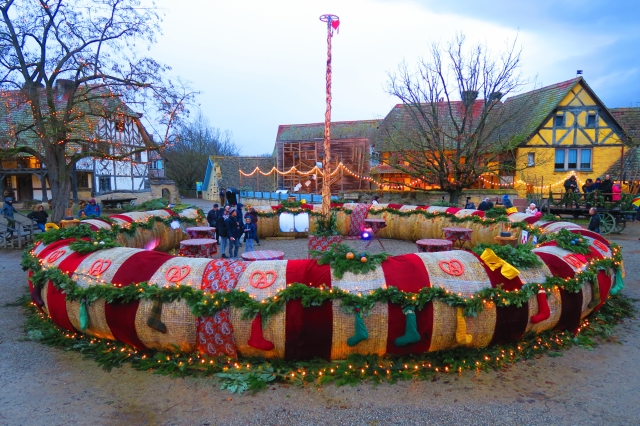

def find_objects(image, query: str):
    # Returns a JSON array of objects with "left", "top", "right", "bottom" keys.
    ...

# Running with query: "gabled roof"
[
  {"left": 207, "top": 155, "right": 277, "bottom": 191},
  {"left": 276, "top": 120, "right": 380, "bottom": 142},
  {"left": 610, "top": 107, "right": 640, "bottom": 146}
]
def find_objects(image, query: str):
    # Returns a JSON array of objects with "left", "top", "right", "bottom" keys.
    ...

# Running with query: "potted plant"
[{"left": 308, "top": 212, "right": 342, "bottom": 256}]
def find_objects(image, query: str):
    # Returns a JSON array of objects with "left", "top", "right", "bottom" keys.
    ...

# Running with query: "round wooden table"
[
  {"left": 179, "top": 238, "right": 217, "bottom": 258},
  {"left": 363, "top": 218, "right": 387, "bottom": 249},
  {"left": 416, "top": 238, "right": 453, "bottom": 253},
  {"left": 442, "top": 227, "right": 473, "bottom": 249},
  {"left": 241, "top": 250, "right": 285, "bottom": 261},
  {"left": 186, "top": 226, "right": 216, "bottom": 239}
]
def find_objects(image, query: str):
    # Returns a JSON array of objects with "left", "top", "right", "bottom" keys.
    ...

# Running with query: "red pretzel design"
[
  {"left": 88, "top": 259, "right": 112, "bottom": 276},
  {"left": 563, "top": 254, "right": 585, "bottom": 269},
  {"left": 249, "top": 270, "right": 278, "bottom": 289},
  {"left": 593, "top": 239, "right": 608, "bottom": 253},
  {"left": 46, "top": 249, "right": 66, "bottom": 263},
  {"left": 438, "top": 259, "right": 465, "bottom": 276},
  {"left": 165, "top": 265, "right": 191, "bottom": 283}
]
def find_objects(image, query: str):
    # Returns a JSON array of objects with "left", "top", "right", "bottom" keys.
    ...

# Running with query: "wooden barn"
[{"left": 274, "top": 120, "right": 380, "bottom": 194}]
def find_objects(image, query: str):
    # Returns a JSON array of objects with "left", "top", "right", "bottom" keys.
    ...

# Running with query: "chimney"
[
  {"left": 461, "top": 90, "right": 478, "bottom": 107},
  {"left": 55, "top": 79, "right": 75, "bottom": 93}
]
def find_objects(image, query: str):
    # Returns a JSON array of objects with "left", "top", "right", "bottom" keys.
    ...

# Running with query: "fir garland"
[
  {"left": 472, "top": 243, "right": 543, "bottom": 268},
  {"left": 21, "top": 292, "right": 634, "bottom": 393},
  {"left": 539, "top": 228, "right": 590, "bottom": 254},
  {"left": 309, "top": 243, "right": 389, "bottom": 279}
]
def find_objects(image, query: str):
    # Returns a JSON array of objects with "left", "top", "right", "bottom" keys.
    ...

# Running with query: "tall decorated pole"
[{"left": 319, "top": 14, "right": 339, "bottom": 215}]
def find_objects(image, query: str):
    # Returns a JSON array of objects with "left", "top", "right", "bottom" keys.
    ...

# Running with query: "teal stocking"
[
  {"left": 347, "top": 309, "right": 369, "bottom": 347},
  {"left": 610, "top": 269, "right": 624, "bottom": 295},
  {"left": 79, "top": 299, "right": 89, "bottom": 331},
  {"left": 394, "top": 307, "right": 420, "bottom": 346}
]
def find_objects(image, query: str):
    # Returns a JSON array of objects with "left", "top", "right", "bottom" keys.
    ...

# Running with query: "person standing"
[
  {"left": 27, "top": 205, "right": 49, "bottom": 232},
  {"left": 477, "top": 198, "right": 494, "bottom": 211},
  {"left": 588, "top": 207, "right": 601, "bottom": 234},
  {"left": 245, "top": 207, "right": 261, "bottom": 246},
  {"left": 218, "top": 206, "right": 230, "bottom": 257},
  {"left": 1, "top": 197, "right": 18, "bottom": 237},
  {"left": 226, "top": 188, "right": 238, "bottom": 207},
  {"left": 371, "top": 195, "right": 380, "bottom": 205},
  {"left": 225, "top": 209, "right": 241, "bottom": 258},
  {"left": 525, "top": 203, "right": 538, "bottom": 214},
  {"left": 582, "top": 178, "right": 594, "bottom": 193},
  {"left": 207, "top": 203, "right": 220, "bottom": 239},
  {"left": 600, "top": 175, "right": 613, "bottom": 202},
  {"left": 242, "top": 216, "right": 257, "bottom": 252},
  {"left": 612, "top": 181, "right": 622, "bottom": 202},
  {"left": 219, "top": 187, "right": 226, "bottom": 206},
  {"left": 464, "top": 197, "right": 475, "bottom": 209}
]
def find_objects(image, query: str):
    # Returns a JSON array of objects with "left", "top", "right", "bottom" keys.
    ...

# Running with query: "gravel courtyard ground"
[{"left": 0, "top": 205, "right": 638, "bottom": 425}]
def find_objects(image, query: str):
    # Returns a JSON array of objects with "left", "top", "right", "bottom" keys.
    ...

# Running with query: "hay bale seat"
[{"left": 27, "top": 204, "right": 617, "bottom": 361}]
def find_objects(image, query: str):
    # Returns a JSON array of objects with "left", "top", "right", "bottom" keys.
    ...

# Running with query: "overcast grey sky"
[{"left": 148, "top": 0, "right": 640, "bottom": 155}]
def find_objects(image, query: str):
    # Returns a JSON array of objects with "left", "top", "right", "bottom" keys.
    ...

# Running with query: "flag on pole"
[{"left": 632, "top": 196, "right": 640, "bottom": 207}]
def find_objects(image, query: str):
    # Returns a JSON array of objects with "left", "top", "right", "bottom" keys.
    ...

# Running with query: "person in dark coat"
[
  {"left": 501, "top": 194, "right": 513, "bottom": 209},
  {"left": 219, "top": 188, "right": 226, "bottom": 206},
  {"left": 582, "top": 178, "right": 594, "bottom": 193},
  {"left": 27, "top": 205, "right": 49, "bottom": 232},
  {"left": 225, "top": 209, "right": 241, "bottom": 258},
  {"left": 83, "top": 198, "right": 101, "bottom": 217},
  {"left": 242, "top": 217, "right": 257, "bottom": 252},
  {"left": 464, "top": 197, "right": 476, "bottom": 210},
  {"left": 206, "top": 204, "right": 221, "bottom": 239},
  {"left": 477, "top": 198, "right": 494, "bottom": 211},
  {"left": 600, "top": 174, "right": 613, "bottom": 202},
  {"left": 244, "top": 207, "right": 260, "bottom": 245},
  {"left": 592, "top": 177, "right": 602, "bottom": 191},
  {"left": 235, "top": 203, "right": 244, "bottom": 247},
  {"left": 226, "top": 188, "right": 238, "bottom": 207},
  {"left": 218, "top": 206, "right": 230, "bottom": 256},
  {"left": 588, "top": 207, "right": 601, "bottom": 233},
  {"left": 1, "top": 197, "right": 18, "bottom": 237}
]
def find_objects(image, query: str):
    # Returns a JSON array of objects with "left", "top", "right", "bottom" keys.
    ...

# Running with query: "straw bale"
[
  {"left": 66, "top": 299, "right": 115, "bottom": 340},
  {"left": 148, "top": 256, "right": 211, "bottom": 289},
  {"left": 416, "top": 251, "right": 492, "bottom": 297},
  {"left": 332, "top": 266, "right": 387, "bottom": 294},
  {"left": 426, "top": 206, "right": 449, "bottom": 213},
  {"left": 235, "top": 260, "right": 288, "bottom": 301},
  {"left": 542, "top": 222, "right": 582, "bottom": 234},
  {"left": 454, "top": 209, "right": 478, "bottom": 218},
  {"left": 580, "top": 281, "right": 594, "bottom": 319},
  {"left": 534, "top": 245, "right": 585, "bottom": 274},
  {"left": 525, "top": 287, "right": 562, "bottom": 333},
  {"left": 135, "top": 299, "right": 197, "bottom": 352},
  {"left": 71, "top": 248, "right": 140, "bottom": 288},
  {"left": 330, "top": 302, "right": 388, "bottom": 360},
  {"left": 518, "top": 263, "right": 553, "bottom": 286}
]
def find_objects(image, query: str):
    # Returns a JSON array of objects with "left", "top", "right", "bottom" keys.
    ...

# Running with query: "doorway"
[{"left": 17, "top": 175, "right": 33, "bottom": 201}]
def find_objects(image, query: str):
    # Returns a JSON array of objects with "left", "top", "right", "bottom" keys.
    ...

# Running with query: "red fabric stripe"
[
  {"left": 285, "top": 260, "right": 333, "bottom": 361},
  {"left": 445, "top": 207, "right": 460, "bottom": 214},
  {"left": 417, "top": 205, "right": 429, "bottom": 210},
  {"left": 37, "top": 238, "right": 76, "bottom": 259},
  {"left": 387, "top": 203, "right": 403, "bottom": 210},
  {"left": 109, "top": 214, "right": 134, "bottom": 223},
  {"left": 571, "top": 229, "right": 611, "bottom": 247},
  {"left": 163, "top": 208, "right": 179, "bottom": 216},
  {"left": 471, "top": 211, "right": 485, "bottom": 217},
  {"left": 47, "top": 251, "right": 90, "bottom": 332},
  {"left": 382, "top": 254, "right": 433, "bottom": 355},
  {"left": 105, "top": 251, "right": 173, "bottom": 349},
  {"left": 594, "top": 270, "right": 612, "bottom": 312},
  {"left": 523, "top": 213, "right": 543, "bottom": 224}
]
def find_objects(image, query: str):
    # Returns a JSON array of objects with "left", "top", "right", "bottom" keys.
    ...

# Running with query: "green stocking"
[
  {"left": 347, "top": 309, "right": 369, "bottom": 347},
  {"left": 394, "top": 307, "right": 420, "bottom": 347},
  {"left": 610, "top": 269, "right": 624, "bottom": 295},
  {"left": 79, "top": 299, "right": 89, "bottom": 331},
  {"left": 588, "top": 281, "right": 601, "bottom": 309}
]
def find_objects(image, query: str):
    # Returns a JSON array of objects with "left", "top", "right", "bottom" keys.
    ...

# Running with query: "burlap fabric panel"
[
  {"left": 231, "top": 260, "right": 288, "bottom": 358},
  {"left": 332, "top": 266, "right": 387, "bottom": 295},
  {"left": 415, "top": 251, "right": 492, "bottom": 297},
  {"left": 507, "top": 213, "right": 530, "bottom": 223},
  {"left": 580, "top": 282, "right": 594, "bottom": 319},
  {"left": 525, "top": 287, "right": 563, "bottom": 333},
  {"left": 331, "top": 302, "right": 388, "bottom": 360},
  {"left": 429, "top": 299, "right": 496, "bottom": 352},
  {"left": 67, "top": 300, "right": 114, "bottom": 340},
  {"left": 40, "top": 244, "right": 76, "bottom": 269}
]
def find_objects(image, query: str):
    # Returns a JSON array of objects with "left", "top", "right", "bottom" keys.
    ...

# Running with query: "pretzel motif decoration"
[
  {"left": 165, "top": 265, "right": 191, "bottom": 283},
  {"left": 438, "top": 259, "right": 465, "bottom": 276},
  {"left": 46, "top": 249, "right": 66, "bottom": 263},
  {"left": 88, "top": 259, "right": 112, "bottom": 276},
  {"left": 563, "top": 254, "right": 586, "bottom": 269},
  {"left": 592, "top": 239, "right": 609, "bottom": 253},
  {"left": 249, "top": 270, "right": 278, "bottom": 289}
]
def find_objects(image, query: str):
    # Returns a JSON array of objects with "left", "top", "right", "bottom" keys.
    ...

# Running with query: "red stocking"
[
  {"left": 248, "top": 312, "right": 274, "bottom": 351},
  {"left": 531, "top": 290, "right": 550, "bottom": 324}
]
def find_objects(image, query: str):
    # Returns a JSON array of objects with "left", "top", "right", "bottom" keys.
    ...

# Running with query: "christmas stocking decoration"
[
  {"left": 30, "top": 285, "right": 44, "bottom": 309},
  {"left": 347, "top": 308, "right": 369, "bottom": 347},
  {"left": 394, "top": 307, "right": 420, "bottom": 346},
  {"left": 248, "top": 312, "right": 274, "bottom": 351},
  {"left": 455, "top": 308, "right": 472, "bottom": 345},
  {"left": 147, "top": 298, "right": 167, "bottom": 333},
  {"left": 610, "top": 269, "right": 624, "bottom": 295},
  {"left": 588, "top": 281, "right": 601, "bottom": 309},
  {"left": 79, "top": 299, "right": 89, "bottom": 331},
  {"left": 531, "top": 290, "right": 550, "bottom": 324}
]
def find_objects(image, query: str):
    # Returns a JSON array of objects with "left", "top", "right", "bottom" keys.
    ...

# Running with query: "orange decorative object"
[
  {"left": 563, "top": 253, "right": 585, "bottom": 269},
  {"left": 249, "top": 270, "right": 278, "bottom": 289},
  {"left": 593, "top": 239, "right": 608, "bottom": 253},
  {"left": 360, "top": 256, "right": 368, "bottom": 263},
  {"left": 46, "top": 249, "right": 66, "bottom": 263},
  {"left": 346, "top": 252, "right": 355, "bottom": 260},
  {"left": 165, "top": 265, "right": 191, "bottom": 283},
  {"left": 438, "top": 259, "right": 465, "bottom": 276},
  {"left": 88, "top": 259, "right": 112, "bottom": 276}
]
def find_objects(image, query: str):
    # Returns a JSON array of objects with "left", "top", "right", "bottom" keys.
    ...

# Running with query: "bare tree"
[
  {"left": 163, "top": 111, "right": 239, "bottom": 191},
  {"left": 0, "top": 0, "right": 194, "bottom": 220},
  {"left": 378, "top": 34, "right": 533, "bottom": 203}
]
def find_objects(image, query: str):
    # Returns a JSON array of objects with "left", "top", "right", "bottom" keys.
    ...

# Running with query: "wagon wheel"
[
  {"left": 116, "top": 202, "right": 122, "bottom": 209},
  {"left": 598, "top": 212, "right": 615, "bottom": 234},
  {"left": 612, "top": 215, "right": 626, "bottom": 234},
  {"left": 129, "top": 200, "right": 136, "bottom": 206}
]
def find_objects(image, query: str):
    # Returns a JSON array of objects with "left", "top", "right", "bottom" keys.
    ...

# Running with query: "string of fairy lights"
[{"left": 240, "top": 164, "right": 587, "bottom": 192}]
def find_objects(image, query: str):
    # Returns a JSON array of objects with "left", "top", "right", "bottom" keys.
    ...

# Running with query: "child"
[
  {"left": 242, "top": 216, "right": 257, "bottom": 252},
  {"left": 588, "top": 207, "right": 601, "bottom": 234}
]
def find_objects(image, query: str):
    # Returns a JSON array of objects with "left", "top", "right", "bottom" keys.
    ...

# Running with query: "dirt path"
[{"left": 1, "top": 224, "right": 639, "bottom": 426}]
